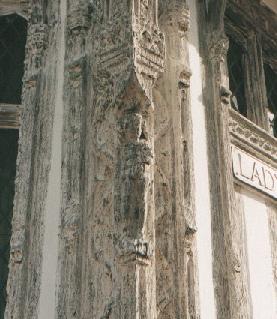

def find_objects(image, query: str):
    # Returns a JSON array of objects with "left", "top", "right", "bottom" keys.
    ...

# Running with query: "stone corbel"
[
  {"left": 220, "top": 85, "right": 232, "bottom": 105},
  {"left": 116, "top": 237, "right": 154, "bottom": 266},
  {"left": 179, "top": 69, "right": 192, "bottom": 89}
]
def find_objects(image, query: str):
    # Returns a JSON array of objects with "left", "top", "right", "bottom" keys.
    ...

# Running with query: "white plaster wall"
[
  {"left": 38, "top": 0, "right": 66, "bottom": 317},
  {"left": 188, "top": 1, "right": 216, "bottom": 318},
  {"left": 242, "top": 189, "right": 276, "bottom": 319}
]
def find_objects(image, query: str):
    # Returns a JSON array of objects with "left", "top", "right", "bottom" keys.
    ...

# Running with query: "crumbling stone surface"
[{"left": 3, "top": 1, "right": 276, "bottom": 319}]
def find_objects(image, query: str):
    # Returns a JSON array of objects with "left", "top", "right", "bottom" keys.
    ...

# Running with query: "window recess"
[
  {"left": 0, "top": 13, "right": 27, "bottom": 318},
  {"left": 264, "top": 63, "right": 277, "bottom": 137},
  {"left": 227, "top": 37, "right": 247, "bottom": 116},
  {"left": 225, "top": 1, "right": 276, "bottom": 136}
]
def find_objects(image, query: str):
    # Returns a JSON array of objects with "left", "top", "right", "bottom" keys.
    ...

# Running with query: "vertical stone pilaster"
[
  {"left": 57, "top": 1, "right": 89, "bottom": 317},
  {"left": 111, "top": 1, "right": 164, "bottom": 316},
  {"left": 198, "top": 0, "right": 252, "bottom": 316},
  {"left": 5, "top": 0, "right": 61, "bottom": 318},
  {"left": 57, "top": 1, "right": 165, "bottom": 318},
  {"left": 154, "top": 1, "right": 199, "bottom": 318}
]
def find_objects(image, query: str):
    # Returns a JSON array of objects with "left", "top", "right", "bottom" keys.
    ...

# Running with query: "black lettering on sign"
[{"left": 232, "top": 146, "right": 277, "bottom": 199}]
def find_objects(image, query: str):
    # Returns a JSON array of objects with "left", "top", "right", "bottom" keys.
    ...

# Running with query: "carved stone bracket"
[
  {"left": 229, "top": 107, "right": 277, "bottom": 167},
  {"left": 220, "top": 85, "right": 232, "bottom": 105},
  {"left": 179, "top": 69, "right": 192, "bottom": 89},
  {"left": 116, "top": 237, "right": 154, "bottom": 265}
]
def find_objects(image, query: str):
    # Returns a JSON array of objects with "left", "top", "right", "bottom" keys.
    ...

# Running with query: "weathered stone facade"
[{"left": 0, "top": 0, "right": 276, "bottom": 318}]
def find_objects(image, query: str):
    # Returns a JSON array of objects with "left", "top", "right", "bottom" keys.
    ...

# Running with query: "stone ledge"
[
  {"left": 0, "top": 1, "right": 29, "bottom": 18},
  {"left": 229, "top": 107, "right": 277, "bottom": 168},
  {"left": 0, "top": 103, "right": 21, "bottom": 129}
]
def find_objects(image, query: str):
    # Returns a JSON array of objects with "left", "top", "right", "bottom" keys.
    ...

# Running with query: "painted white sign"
[{"left": 232, "top": 146, "right": 277, "bottom": 199}]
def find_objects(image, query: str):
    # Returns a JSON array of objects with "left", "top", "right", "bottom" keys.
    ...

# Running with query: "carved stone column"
[
  {"left": 62, "top": 1, "right": 165, "bottom": 318},
  {"left": 5, "top": 0, "right": 61, "bottom": 318},
  {"left": 154, "top": 1, "right": 199, "bottom": 318},
  {"left": 198, "top": 1, "right": 252, "bottom": 317},
  {"left": 57, "top": 1, "right": 89, "bottom": 318}
]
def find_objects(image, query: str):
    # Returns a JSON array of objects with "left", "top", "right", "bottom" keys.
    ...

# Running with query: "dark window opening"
[
  {"left": 0, "top": 14, "right": 27, "bottom": 318},
  {"left": 0, "top": 130, "right": 18, "bottom": 317},
  {"left": 264, "top": 63, "right": 277, "bottom": 129},
  {"left": 0, "top": 14, "right": 27, "bottom": 104},
  {"left": 227, "top": 37, "right": 247, "bottom": 117},
  {"left": 264, "top": 63, "right": 277, "bottom": 137},
  {"left": 264, "top": 64, "right": 277, "bottom": 114}
]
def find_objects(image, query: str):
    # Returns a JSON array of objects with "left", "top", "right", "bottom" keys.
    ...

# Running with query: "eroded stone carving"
[{"left": 229, "top": 107, "right": 277, "bottom": 163}]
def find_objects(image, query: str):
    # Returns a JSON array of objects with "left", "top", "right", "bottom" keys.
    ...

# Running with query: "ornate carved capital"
[
  {"left": 92, "top": 0, "right": 165, "bottom": 102},
  {"left": 160, "top": 2, "right": 190, "bottom": 36},
  {"left": 133, "top": 0, "right": 165, "bottom": 97},
  {"left": 208, "top": 33, "right": 229, "bottom": 62}
]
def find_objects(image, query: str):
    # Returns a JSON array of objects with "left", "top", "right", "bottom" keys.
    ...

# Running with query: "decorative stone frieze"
[{"left": 229, "top": 108, "right": 277, "bottom": 166}]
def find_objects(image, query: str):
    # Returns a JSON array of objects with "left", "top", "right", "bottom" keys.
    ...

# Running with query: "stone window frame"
[
  {"left": 0, "top": 5, "right": 27, "bottom": 317},
  {"left": 225, "top": 1, "right": 277, "bottom": 136},
  {"left": 0, "top": 1, "right": 28, "bottom": 129}
]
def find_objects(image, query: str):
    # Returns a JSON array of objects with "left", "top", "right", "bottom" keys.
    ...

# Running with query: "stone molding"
[
  {"left": 0, "top": 104, "right": 21, "bottom": 129},
  {"left": 0, "top": 1, "right": 29, "bottom": 18},
  {"left": 229, "top": 107, "right": 277, "bottom": 167}
]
